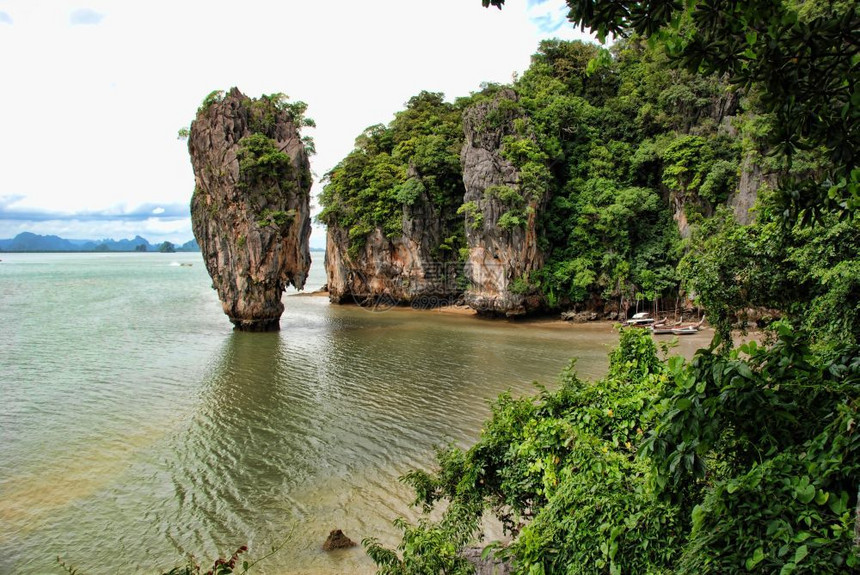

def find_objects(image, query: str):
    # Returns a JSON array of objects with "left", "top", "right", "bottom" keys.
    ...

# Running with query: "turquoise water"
[{"left": 0, "top": 252, "right": 712, "bottom": 574}]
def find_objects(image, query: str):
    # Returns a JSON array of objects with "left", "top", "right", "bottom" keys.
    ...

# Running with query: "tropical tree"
[{"left": 484, "top": 0, "right": 859, "bottom": 216}]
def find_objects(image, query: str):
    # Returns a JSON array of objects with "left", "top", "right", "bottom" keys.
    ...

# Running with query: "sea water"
[{"left": 0, "top": 252, "right": 711, "bottom": 574}]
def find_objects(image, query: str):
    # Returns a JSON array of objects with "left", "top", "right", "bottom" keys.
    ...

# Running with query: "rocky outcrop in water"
[
  {"left": 320, "top": 92, "right": 465, "bottom": 308},
  {"left": 322, "top": 529, "right": 357, "bottom": 551},
  {"left": 189, "top": 88, "right": 312, "bottom": 331},
  {"left": 460, "top": 89, "right": 545, "bottom": 316}
]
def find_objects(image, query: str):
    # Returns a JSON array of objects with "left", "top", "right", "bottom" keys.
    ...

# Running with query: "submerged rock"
[
  {"left": 322, "top": 529, "right": 357, "bottom": 551},
  {"left": 188, "top": 88, "right": 312, "bottom": 331},
  {"left": 460, "top": 89, "right": 546, "bottom": 316}
]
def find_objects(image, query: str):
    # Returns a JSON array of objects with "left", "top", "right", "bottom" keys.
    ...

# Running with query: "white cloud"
[
  {"left": 69, "top": 8, "right": 105, "bottom": 25},
  {"left": 0, "top": 0, "right": 592, "bottom": 247}
]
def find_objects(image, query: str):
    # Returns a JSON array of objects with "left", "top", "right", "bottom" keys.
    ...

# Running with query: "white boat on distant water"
[{"left": 625, "top": 312, "right": 655, "bottom": 326}]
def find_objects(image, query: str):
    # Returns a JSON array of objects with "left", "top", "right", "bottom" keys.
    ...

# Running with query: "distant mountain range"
[{"left": 0, "top": 232, "right": 199, "bottom": 252}]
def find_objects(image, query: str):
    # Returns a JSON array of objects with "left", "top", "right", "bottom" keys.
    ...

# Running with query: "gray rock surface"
[
  {"left": 728, "top": 152, "right": 776, "bottom": 225},
  {"left": 189, "top": 88, "right": 311, "bottom": 331},
  {"left": 462, "top": 546, "right": 514, "bottom": 575}
]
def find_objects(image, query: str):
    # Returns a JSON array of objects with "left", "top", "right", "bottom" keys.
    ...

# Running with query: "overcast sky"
[{"left": 0, "top": 0, "right": 591, "bottom": 247}]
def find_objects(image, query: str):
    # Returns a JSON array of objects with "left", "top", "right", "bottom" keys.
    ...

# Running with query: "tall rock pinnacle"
[
  {"left": 188, "top": 88, "right": 312, "bottom": 331},
  {"left": 460, "top": 88, "right": 546, "bottom": 316}
]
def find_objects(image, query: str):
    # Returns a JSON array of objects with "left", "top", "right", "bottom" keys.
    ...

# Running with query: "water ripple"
[{"left": 0, "top": 253, "right": 716, "bottom": 574}]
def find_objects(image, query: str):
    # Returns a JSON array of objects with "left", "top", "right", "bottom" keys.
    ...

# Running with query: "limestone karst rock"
[
  {"left": 188, "top": 88, "right": 312, "bottom": 331},
  {"left": 460, "top": 88, "right": 546, "bottom": 316},
  {"left": 321, "top": 92, "right": 465, "bottom": 309},
  {"left": 324, "top": 186, "right": 461, "bottom": 308}
]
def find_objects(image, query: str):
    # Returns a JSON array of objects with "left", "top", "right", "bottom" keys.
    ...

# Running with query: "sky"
[{"left": 0, "top": 0, "right": 592, "bottom": 248}]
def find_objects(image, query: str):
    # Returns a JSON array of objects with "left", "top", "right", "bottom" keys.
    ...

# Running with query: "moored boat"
[
  {"left": 650, "top": 325, "right": 675, "bottom": 335},
  {"left": 625, "top": 312, "right": 655, "bottom": 326},
  {"left": 669, "top": 315, "right": 706, "bottom": 335},
  {"left": 671, "top": 326, "right": 699, "bottom": 335}
]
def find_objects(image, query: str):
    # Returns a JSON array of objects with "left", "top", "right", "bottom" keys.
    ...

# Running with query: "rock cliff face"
[
  {"left": 189, "top": 88, "right": 312, "bottom": 331},
  {"left": 460, "top": 89, "right": 545, "bottom": 316},
  {"left": 728, "top": 153, "right": 775, "bottom": 225},
  {"left": 668, "top": 88, "right": 742, "bottom": 238},
  {"left": 325, "top": 185, "right": 459, "bottom": 307}
]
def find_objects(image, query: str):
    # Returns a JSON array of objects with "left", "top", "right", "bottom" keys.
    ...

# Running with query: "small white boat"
[{"left": 625, "top": 312, "right": 655, "bottom": 326}]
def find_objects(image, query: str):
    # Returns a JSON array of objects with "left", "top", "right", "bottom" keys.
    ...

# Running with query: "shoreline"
[
  {"left": 288, "top": 291, "right": 768, "bottom": 345},
  {"left": 295, "top": 293, "right": 710, "bottom": 328}
]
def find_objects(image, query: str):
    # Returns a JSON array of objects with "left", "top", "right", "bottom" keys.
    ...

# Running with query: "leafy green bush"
[
  {"left": 497, "top": 211, "right": 525, "bottom": 231},
  {"left": 641, "top": 324, "right": 860, "bottom": 573},
  {"left": 318, "top": 91, "right": 466, "bottom": 258},
  {"left": 457, "top": 201, "right": 484, "bottom": 230},
  {"left": 198, "top": 90, "right": 225, "bottom": 114},
  {"left": 367, "top": 326, "right": 860, "bottom": 574},
  {"left": 237, "top": 133, "right": 294, "bottom": 192}
]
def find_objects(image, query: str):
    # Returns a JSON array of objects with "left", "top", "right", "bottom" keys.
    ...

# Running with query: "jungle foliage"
[
  {"left": 511, "top": 37, "right": 737, "bottom": 308},
  {"left": 358, "top": 1, "right": 858, "bottom": 574},
  {"left": 318, "top": 37, "right": 742, "bottom": 309},
  {"left": 485, "top": 0, "right": 859, "bottom": 216},
  {"left": 317, "top": 91, "right": 467, "bottom": 259},
  {"left": 365, "top": 328, "right": 859, "bottom": 574}
]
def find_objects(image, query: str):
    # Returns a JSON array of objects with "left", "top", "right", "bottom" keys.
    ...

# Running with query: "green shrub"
[
  {"left": 368, "top": 326, "right": 860, "bottom": 574},
  {"left": 457, "top": 201, "right": 484, "bottom": 230},
  {"left": 237, "top": 133, "right": 294, "bottom": 192}
]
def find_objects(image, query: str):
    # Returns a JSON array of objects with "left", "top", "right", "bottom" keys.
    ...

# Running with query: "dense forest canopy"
[
  {"left": 486, "top": 0, "right": 859, "bottom": 217},
  {"left": 320, "top": 36, "right": 741, "bottom": 315},
  {"left": 352, "top": 1, "right": 859, "bottom": 574},
  {"left": 320, "top": 28, "right": 857, "bottom": 345}
]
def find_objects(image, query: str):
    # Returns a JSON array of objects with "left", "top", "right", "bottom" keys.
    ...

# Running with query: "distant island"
[{"left": 0, "top": 232, "right": 199, "bottom": 253}]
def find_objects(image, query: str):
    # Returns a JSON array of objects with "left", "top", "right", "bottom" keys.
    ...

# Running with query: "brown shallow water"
[{"left": 0, "top": 252, "right": 715, "bottom": 574}]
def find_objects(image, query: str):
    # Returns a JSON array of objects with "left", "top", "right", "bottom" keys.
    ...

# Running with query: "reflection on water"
[{"left": 0, "top": 253, "right": 716, "bottom": 574}]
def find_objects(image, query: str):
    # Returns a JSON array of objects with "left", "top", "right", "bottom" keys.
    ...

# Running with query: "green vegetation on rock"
[
  {"left": 510, "top": 36, "right": 728, "bottom": 309},
  {"left": 318, "top": 91, "right": 467, "bottom": 259},
  {"left": 359, "top": 1, "right": 859, "bottom": 573}
]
